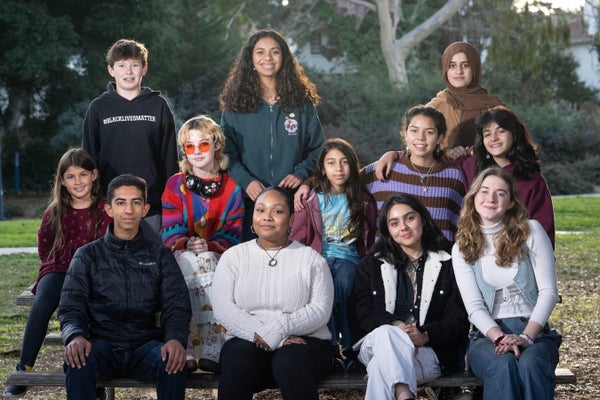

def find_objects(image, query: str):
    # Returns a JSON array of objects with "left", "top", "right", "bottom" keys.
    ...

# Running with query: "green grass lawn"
[
  {"left": 0, "top": 254, "right": 42, "bottom": 354},
  {"left": 0, "top": 219, "right": 39, "bottom": 247},
  {"left": 553, "top": 196, "right": 600, "bottom": 231}
]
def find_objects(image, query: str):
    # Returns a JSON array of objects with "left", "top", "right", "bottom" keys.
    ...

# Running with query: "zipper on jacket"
[
  {"left": 124, "top": 243, "right": 131, "bottom": 346},
  {"left": 269, "top": 104, "right": 274, "bottom": 186}
]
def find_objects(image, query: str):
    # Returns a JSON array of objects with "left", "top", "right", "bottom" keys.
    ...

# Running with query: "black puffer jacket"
[{"left": 59, "top": 225, "right": 191, "bottom": 350}]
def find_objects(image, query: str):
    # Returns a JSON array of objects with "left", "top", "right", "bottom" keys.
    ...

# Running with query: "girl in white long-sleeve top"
[{"left": 452, "top": 166, "right": 561, "bottom": 400}]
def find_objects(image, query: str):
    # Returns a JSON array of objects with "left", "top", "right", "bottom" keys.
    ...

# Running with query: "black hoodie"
[{"left": 82, "top": 82, "right": 178, "bottom": 216}]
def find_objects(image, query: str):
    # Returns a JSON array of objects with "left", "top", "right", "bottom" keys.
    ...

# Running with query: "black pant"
[{"left": 218, "top": 336, "right": 332, "bottom": 400}]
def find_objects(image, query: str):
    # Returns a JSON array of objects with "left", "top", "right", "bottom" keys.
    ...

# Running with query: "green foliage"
[
  {"left": 52, "top": 101, "right": 91, "bottom": 149},
  {"left": 540, "top": 50, "right": 598, "bottom": 103},
  {"left": 543, "top": 158, "right": 600, "bottom": 195},
  {"left": 0, "top": 1, "right": 77, "bottom": 88},
  {"left": 487, "top": 50, "right": 597, "bottom": 106},
  {"left": 464, "top": 0, "right": 596, "bottom": 105},
  {"left": 315, "top": 67, "right": 441, "bottom": 164},
  {"left": 518, "top": 102, "right": 600, "bottom": 163},
  {"left": 72, "top": 0, "right": 239, "bottom": 96},
  {"left": 482, "top": 1, "right": 570, "bottom": 75},
  {"left": 3, "top": 204, "right": 24, "bottom": 219},
  {"left": 315, "top": 71, "right": 399, "bottom": 163},
  {"left": 505, "top": 103, "right": 600, "bottom": 196},
  {"left": 3, "top": 117, "right": 64, "bottom": 191},
  {"left": 1, "top": 0, "right": 240, "bottom": 190}
]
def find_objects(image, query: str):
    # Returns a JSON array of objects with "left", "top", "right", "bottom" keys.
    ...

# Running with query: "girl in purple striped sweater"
[{"left": 362, "top": 106, "right": 465, "bottom": 241}]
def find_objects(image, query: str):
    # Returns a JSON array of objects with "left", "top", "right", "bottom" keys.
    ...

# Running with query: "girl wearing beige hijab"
[
  {"left": 428, "top": 41, "right": 505, "bottom": 149},
  {"left": 375, "top": 41, "right": 505, "bottom": 179}
]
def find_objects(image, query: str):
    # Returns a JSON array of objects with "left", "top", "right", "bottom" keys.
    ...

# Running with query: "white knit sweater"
[{"left": 212, "top": 240, "right": 334, "bottom": 350}]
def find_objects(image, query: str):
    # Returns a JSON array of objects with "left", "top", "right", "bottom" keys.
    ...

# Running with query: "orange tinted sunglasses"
[{"left": 183, "top": 142, "right": 211, "bottom": 154}]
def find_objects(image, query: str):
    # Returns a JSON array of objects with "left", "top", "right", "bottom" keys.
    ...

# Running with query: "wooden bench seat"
[
  {"left": 5, "top": 368, "right": 576, "bottom": 399},
  {"left": 16, "top": 287, "right": 35, "bottom": 307},
  {"left": 42, "top": 332, "right": 62, "bottom": 345}
]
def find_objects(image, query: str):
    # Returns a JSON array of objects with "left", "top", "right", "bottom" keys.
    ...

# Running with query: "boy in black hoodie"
[{"left": 82, "top": 39, "right": 178, "bottom": 234}]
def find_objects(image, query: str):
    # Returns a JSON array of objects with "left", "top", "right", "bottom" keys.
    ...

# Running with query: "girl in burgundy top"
[{"left": 4, "top": 148, "right": 111, "bottom": 397}]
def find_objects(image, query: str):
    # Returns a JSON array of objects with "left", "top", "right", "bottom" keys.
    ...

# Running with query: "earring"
[
  {"left": 287, "top": 227, "right": 292, "bottom": 235},
  {"left": 250, "top": 225, "right": 256, "bottom": 234},
  {"left": 486, "top": 153, "right": 491, "bottom": 159},
  {"left": 405, "top": 145, "right": 410, "bottom": 155}
]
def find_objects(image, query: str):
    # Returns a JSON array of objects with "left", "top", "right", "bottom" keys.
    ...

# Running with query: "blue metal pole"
[{"left": 14, "top": 151, "right": 20, "bottom": 192}]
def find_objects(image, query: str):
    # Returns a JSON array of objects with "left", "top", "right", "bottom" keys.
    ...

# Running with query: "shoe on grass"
[{"left": 3, "top": 363, "right": 32, "bottom": 397}]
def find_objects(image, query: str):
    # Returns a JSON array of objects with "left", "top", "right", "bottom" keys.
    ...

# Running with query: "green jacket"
[{"left": 221, "top": 101, "right": 324, "bottom": 191}]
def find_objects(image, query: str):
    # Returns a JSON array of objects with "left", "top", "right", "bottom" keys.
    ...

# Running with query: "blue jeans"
[
  {"left": 467, "top": 317, "right": 561, "bottom": 400},
  {"left": 20, "top": 272, "right": 65, "bottom": 367},
  {"left": 324, "top": 256, "right": 357, "bottom": 350},
  {"left": 218, "top": 336, "right": 332, "bottom": 400},
  {"left": 64, "top": 339, "right": 187, "bottom": 400}
]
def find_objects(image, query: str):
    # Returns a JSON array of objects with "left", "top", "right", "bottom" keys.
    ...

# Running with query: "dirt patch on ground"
[{"left": 3, "top": 192, "right": 49, "bottom": 219}]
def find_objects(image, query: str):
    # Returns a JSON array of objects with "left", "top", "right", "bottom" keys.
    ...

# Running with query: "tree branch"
[{"left": 344, "top": 0, "right": 377, "bottom": 13}]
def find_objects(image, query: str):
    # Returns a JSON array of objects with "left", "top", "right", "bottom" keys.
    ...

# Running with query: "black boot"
[{"left": 3, "top": 363, "right": 30, "bottom": 396}]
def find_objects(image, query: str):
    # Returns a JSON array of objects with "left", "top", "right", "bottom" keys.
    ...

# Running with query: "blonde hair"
[
  {"left": 455, "top": 167, "right": 530, "bottom": 266},
  {"left": 177, "top": 115, "right": 228, "bottom": 174}
]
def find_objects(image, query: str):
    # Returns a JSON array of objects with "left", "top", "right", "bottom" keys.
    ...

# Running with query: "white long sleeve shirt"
[
  {"left": 452, "top": 220, "right": 558, "bottom": 336},
  {"left": 212, "top": 240, "right": 334, "bottom": 350}
]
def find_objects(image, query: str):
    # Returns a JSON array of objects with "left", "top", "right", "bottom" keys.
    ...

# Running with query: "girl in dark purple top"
[
  {"left": 447, "top": 108, "right": 555, "bottom": 247},
  {"left": 4, "top": 148, "right": 111, "bottom": 396}
]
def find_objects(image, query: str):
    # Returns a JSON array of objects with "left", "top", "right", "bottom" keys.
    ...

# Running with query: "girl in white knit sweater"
[
  {"left": 452, "top": 167, "right": 561, "bottom": 400},
  {"left": 212, "top": 187, "right": 334, "bottom": 400}
]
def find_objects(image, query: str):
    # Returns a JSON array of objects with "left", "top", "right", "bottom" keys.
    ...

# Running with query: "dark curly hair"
[
  {"left": 474, "top": 108, "right": 541, "bottom": 180},
  {"left": 219, "top": 29, "right": 320, "bottom": 113}
]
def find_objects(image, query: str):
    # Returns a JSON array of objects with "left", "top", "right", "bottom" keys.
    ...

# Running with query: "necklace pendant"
[
  {"left": 268, "top": 259, "right": 278, "bottom": 267},
  {"left": 423, "top": 187, "right": 428, "bottom": 192}
]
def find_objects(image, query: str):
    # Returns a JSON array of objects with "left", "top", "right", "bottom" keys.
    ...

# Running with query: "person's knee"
[
  {"left": 220, "top": 339, "right": 261, "bottom": 375},
  {"left": 484, "top": 354, "right": 518, "bottom": 378},
  {"left": 371, "top": 324, "right": 402, "bottom": 343},
  {"left": 159, "top": 368, "right": 187, "bottom": 383},
  {"left": 64, "top": 360, "right": 96, "bottom": 381},
  {"left": 518, "top": 351, "right": 555, "bottom": 376},
  {"left": 272, "top": 345, "right": 302, "bottom": 369}
]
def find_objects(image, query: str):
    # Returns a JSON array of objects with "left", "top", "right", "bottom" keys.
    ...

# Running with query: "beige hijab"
[
  {"left": 441, "top": 41, "right": 503, "bottom": 111},
  {"left": 431, "top": 41, "right": 505, "bottom": 147}
]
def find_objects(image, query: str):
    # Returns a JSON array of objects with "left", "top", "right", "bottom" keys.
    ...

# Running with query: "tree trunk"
[{"left": 375, "top": 0, "right": 470, "bottom": 89}]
